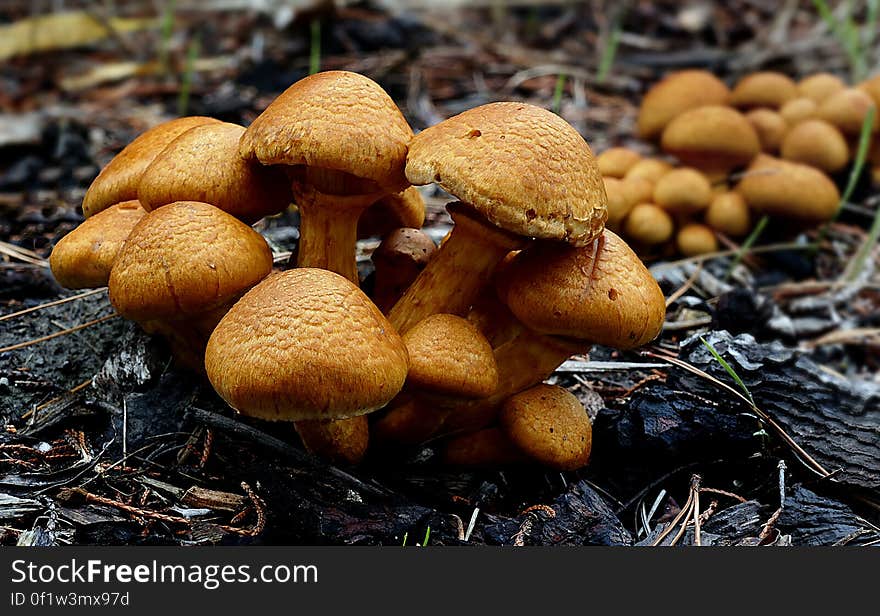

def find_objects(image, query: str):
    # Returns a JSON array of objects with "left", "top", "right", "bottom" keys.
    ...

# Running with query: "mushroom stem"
[
  {"left": 295, "top": 198, "right": 368, "bottom": 284},
  {"left": 387, "top": 203, "right": 526, "bottom": 334}
]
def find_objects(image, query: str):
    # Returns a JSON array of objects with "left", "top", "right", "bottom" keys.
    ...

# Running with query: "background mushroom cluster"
[
  {"left": 48, "top": 70, "right": 666, "bottom": 472},
  {"left": 600, "top": 69, "right": 880, "bottom": 259}
]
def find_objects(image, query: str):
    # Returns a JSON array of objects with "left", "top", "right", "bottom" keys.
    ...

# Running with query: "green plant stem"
[
  {"left": 177, "top": 33, "right": 200, "bottom": 116},
  {"left": 159, "top": 0, "right": 176, "bottom": 76},
  {"left": 844, "top": 201, "right": 880, "bottom": 282},
  {"left": 699, "top": 337, "right": 755, "bottom": 406},
  {"left": 597, "top": 8, "right": 624, "bottom": 84},
  {"left": 724, "top": 215, "right": 769, "bottom": 281},
  {"left": 551, "top": 73, "right": 566, "bottom": 115},
  {"left": 309, "top": 18, "right": 321, "bottom": 75}
]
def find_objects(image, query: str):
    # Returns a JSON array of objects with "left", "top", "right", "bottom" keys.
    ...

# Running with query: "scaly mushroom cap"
[
  {"left": 597, "top": 147, "right": 642, "bottom": 178},
  {"left": 780, "top": 119, "right": 849, "bottom": 173},
  {"left": 405, "top": 101, "right": 607, "bottom": 247},
  {"left": 238, "top": 70, "right": 412, "bottom": 194},
  {"left": 652, "top": 167, "right": 713, "bottom": 215},
  {"left": 705, "top": 192, "right": 751, "bottom": 237},
  {"left": 205, "top": 268, "right": 408, "bottom": 422},
  {"left": 50, "top": 200, "right": 146, "bottom": 289},
  {"left": 817, "top": 88, "right": 879, "bottom": 135},
  {"left": 500, "top": 384, "right": 592, "bottom": 470},
  {"left": 637, "top": 70, "right": 730, "bottom": 140},
  {"left": 82, "top": 116, "right": 220, "bottom": 217},
  {"left": 798, "top": 73, "right": 846, "bottom": 103},
  {"left": 403, "top": 313, "right": 498, "bottom": 398},
  {"left": 676, "top": 223, "right": 718, "bottom": 257},
  {"left": 138, "top": 122, "right": 291, "bottom": 223},
  {"left": 779, "top": 97, "right": 818, "bottom": 126},
  {"left": 745, "top": 108, "right": 787, "bottom": 152},
  {"left": 109, "top": 201, "right": 272, "bottom": 321},
  {"left": 661, "top": 105, "right": 761, "bottom": 172},
  {"left": 495, "top": 230, "right": 666, "bottom": 349},
  {"left": 623, "top": 158, "right": 672, "bottom": 183},
  {"left": 623, "top": 203, "right": 674, "bottom": 245},
  {"left": 734, "top": 154, "right": 840, "bottom": 223},
  {"left": 358, "top": 186, "right": 426, "bottom": 239},
  {"left": 728, "top": 71, "right": 798, "bottom": 109}
]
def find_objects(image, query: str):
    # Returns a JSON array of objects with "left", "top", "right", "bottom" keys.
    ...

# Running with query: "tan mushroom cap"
[
  {"left": 597, "top": 147, "right": 642, "bottom": 178},
  {"left": 745, "top": 108, "right": 787, "bottom": 152},
  {"left": 239, "top": 70, "right": 413, "bottom": 193},
  {"left": 405, "top": 101, "right": 607, "bottom": 247},
  {"left": 623, "top": 158, "right": 672, "bottom": 183},
  {"left": 728, "top": 72, "right": 798, "bottom": 109},
  {"left": 109, "top": 201, "right": 273, "bottom": 322},
  {"left": 621, "top": 176, "right": 655, "bottom": 206},
  {"left": 441, "top": 427, "right": 527, "bottom": 467},
  {"left": 652, "top": 167, "right": 713, "bottom": 215},
  {"left": 403, "top": 313, "right": 497, "bottom": 398},
  {"left": 357, "top": 186, "right": 426, "bottom": 239},
  {"left": 779, "top": 97, "right": 818, "bottom": 126},
  {"left": 637, "top": 70, "right": 730, "bottom": 140},
  {"left": 500, "top": 383, "right": 592, "bottom": 470},
  {"left": 780, "top": 119, "right": 849, "bottom": 173},
  {"left": 798, "top": 73, "right": 846, "bottom": 103},
  {"left": 623, "top": 203, "right": 674, "bottom": 246},
  {"left": 495, "top": 230, "right": 666, "bottom": 349},
  {"left": 82, "top": 116, "right": 220, "bottom": 217},
  {"left": 817, "top": 88, "right": 879, "bottom": 135},
  {"left": 205, "top": 268, "right": 409, "bottom": 422},
  {"left": 676, "top": 223, "right": 718, "bottom": 257},
  {"left": 137, "top": 122, "right": 291, "bottom": 223},
  {"left": 661, "top": 105, "right": 761, "bottom": 172},
  {"left": 705, "top": 192, "right": 751, "bottom": 237},
  {"left": 734, "top": 154, "right": 840, "bottom": 223},
  {"left": 859, "top": 74, "right": 880, "bottom": 107},
  {"left": 50, "top": 200, "right": 146, "bottom": 289},
  {"left": 602, "top": 177, "right": 635, "bottom": 228}
]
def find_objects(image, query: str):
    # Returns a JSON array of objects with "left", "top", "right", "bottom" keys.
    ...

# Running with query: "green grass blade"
[
  {"left": 551, "top": 73, "right": 567, "bottom": 115},
  {"left": 845, "top": 192, "right": 880, "bottom": 282},
  {"left": 309, "top": 18, "right": 321, "bottom": 75},
  {"left": 401, "top": 531, "right": 408, "bottom": 546},
  {"left": 724, "top": 214, "right": 768, "bottom": 281},
  {"left": 176, "top": 33, "right": 200, "bottom": 116},
  {"left": 421, "top": 526, "right": 431, "bottom": 547},
  {"left": 700, "top": 337, "right": 755, "bottom": 406},
  {"left": 597, "top": 9, "right": 624, "bottom": 84},
  {"left": 159, "top": 0, "right": 177, "bottom": 75}
]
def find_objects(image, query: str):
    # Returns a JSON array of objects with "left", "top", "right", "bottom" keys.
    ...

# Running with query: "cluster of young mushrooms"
[
  {"left": 602, "top": 69, "right": 880, "bottom": 258},
  {"left": 49, "top": 70, "right": 666, "bottom": 470}
]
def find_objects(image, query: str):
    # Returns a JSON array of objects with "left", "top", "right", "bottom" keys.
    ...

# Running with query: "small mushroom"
[
  {"left": 597, "top": 147, "right": 642, "bottom": 177},
  {"left": 623, "top": 158, "right": 672, "bottom": 183},
  {"left": 652, "top": 167, "right": 713, "bottom": 216},
  {"left": 779, "top": 97, "right": 818, "bottom": 125},
  {"left": 621, "top": 175, "right": 655, "bottom": 206},
  {"left": 676, "top": 223, "right": 719, "bottom": 256},
  {"left": 370, "top": 227, "right": 436, "bottom": 313},
  {"left": 82, "top": 116, "right": 220, "bottom": 217},
  {"left": 636, "top": 70, "right": 730, "bottom": 140},
  {"left": 798, "top": 73, "right": 846, "bottom": 103},
  {"left": 499, "top": 384, "right": 592, "bottom": 470},
  {"left": 705, "top": 192, "right": 751, "bottom": 237},
  {"left": 602, "top": 177, "right": 635, "bottom": 230},
  {"left": 816, "top": 88, "right": 879, "bottom": 135},
  {"left": 728, "top": 71, "right": 798, "bottom": 109},
  {"left": 858, "top": 73, "right": 880, "bottom": 107},
  {"left": 623, "top": 203, "right": 675, "bottom": 246},
  {"left": 780, "top": 119, "right": 849, "bottom": 173},
  {"left": 49, "top": 200, "right": 146, "bottom": 289},
  {"left": 661, "top": 105, "right": 761, "bottom": 176},
  {"left": 441, "top": 427, "right": 527, "bottom": 467},
  {"left": 357, "top": 186, "right": 426, "bottom": 240},
  {"left": 745, "top": 108, "right": 787, "bottom": 152}
]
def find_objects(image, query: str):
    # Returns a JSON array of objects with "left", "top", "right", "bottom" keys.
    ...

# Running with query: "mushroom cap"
[
  {"left": 798, "top": 73, "right": 846, "bottom": 103},
  {"left": 705, "top": 192, "right": 751, "bottom": 237},
  {"left": 817, "top": 88, "right": 879, "bottom": 135},
  {"left": 495, "top": 230, "right": 666, "bottom": 349},
  {"left": 357, "top": 186, "right": 426, "bottom": 239},
  {"left": 82, "top": 116, "right": 220, "bottom": 217},
  {"left": 371, "top": 227, "right": 436, "bottom": 269},
  {"left": 109, "top": 201, "right": 273, "bottom": 321},
  {"left": 779, "top": 97, "right": 818, "bottom": 125},
  {"left": 859, "top": 74, "right": 880, "bottom": 107},
  {"left": 623, "top": 203, "right": 674, "bottom": 245},
  {"left": 205, "top": 268, "right": 409, "bottom": 422},
  {"left": 676, "top": 223, "right": 718, "bottom": 257},
  {"left": 500, "top": 383, "right": 592, "bottom": 470},
  {"left": 729, "top": 71, "right": 798, "bottom": 109},
  {"left": 637, "top": 70, "right": 730, "bottom": 140},
  {"left": 661, "top": 106, "right": 761, "bottom": 172},
  {"left": 623, "top": 158, "right": 672, "bottom": 183},
  {"left": 138, "top": 122, "right": 291, "bottom": 223},
  {"left": 403, "top": 313, "right": 497, "bottom": 398},
  {"left": 405, "top": 101, "right": 607, "bottom": 247},
  {"left": 602, "top": 177, "right": 635, "bottom": 228},
  {"left": 49, "top": 200, "right": 146, "bottom": 289},
  {"left": 745, "top": 108, "right": 787, "bottom": 152},
  {"left": 597, "top": 147, "right": 642, "bottom": 178},
  {"left": 441, "top": 427, "right": 527, "bottom": 467},
  {"left": 652, "top": 167, "right": 713, "bottom": 215},
  {"left": 780, "top": 119, "right": 849, "bottom": 173},
  {"left": 239, "top": 70, "right": 413, "bottom": 194},
  {"left": 734, "top": 154, "right": 840, "bottom": 223},
  {"left": 620, "top": 176, "right": 655, "bottom": 206}
]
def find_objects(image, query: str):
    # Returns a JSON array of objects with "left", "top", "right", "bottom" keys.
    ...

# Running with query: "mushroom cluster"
[
  {"left": 602, "top": 69, "right": 880, "bottom": 259},
  {"left": 49, "top": 70, "right": 666, "bottom": 470}
]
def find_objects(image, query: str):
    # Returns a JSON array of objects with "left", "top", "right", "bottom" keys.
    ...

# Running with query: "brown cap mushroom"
[
  {"left": 357, "top": 186, "right": 426, "bottom": 240},
  {"left": 83, "top": 116, "right": 220, "bottom": 217},
  {"left": 597, "top": 147, "right": 642, "bottom": 178},
  {"left": 637, "top": 70, "right": 730, "bottom": 140},
  {"left": 137, "top": 122, "right": 291, "bottom": 223},
  {"left": 370, "top": 227, "right": 436, "bottom": 313},
  {"left": 49, "top": 200, "right": 145, "bottom": 289},
  {"left": 728, "top": 71, "right": 798, "bottom": 109},
  {"left": 389, "top": 102, "right": 607, "bottom": 334},
  {"left": 602, "top": 177, "right": 635, "bottom": 229},
  {"left": 441, "top": 427, "right": 527, "bottom": 467},
  {"left": 652, "top": 167, "right": 713, "bottom": 216},
  {"left": 676, "top": 223, "right": 718, "bottom": 256},
  {"left": 293, "top": 417, "right": 369, "bottom": 466},
  {"left": 623, "top": 203, "right": 675, "bottom": 246},
  {"left": 499, "top": 384, "right": 592, "bottom": 470},
  {"left": 779, "top": 97, "right": 818, "bottom": 125},
  {"left": 705, "top": 192, "right": 751, "bottom": 237},
  {"left": 780, "top": 119, "right": 849, "bottom": 173},
  {"left": 239, "top": 70, "right": 414, "bottom": 283},
  {"left": 817, "top": 88, "right": 879, "bottom": 135},
  {"left": 798, "top": 73, "right": 846, "bottom": 103},
  {"left": 734, "top": 154, "right": 840, "bottom": 223},
  {"left": 623, "top": 158, "right": 672, "bottom": 183},
  {"left": 205, "top": 268, "right": 409, "bottom": 422},
  {"left": 745, "top": 108, "right": 788, "bottom": 152},
  {"left": 621, "top": 175, "right": 655, "bottom": 206},
  {"left": 403, "top": 314, "right": 497, "bottom": 399},
  {"left": 661, "top": 106, "right": 761, "bottom": 174}
]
